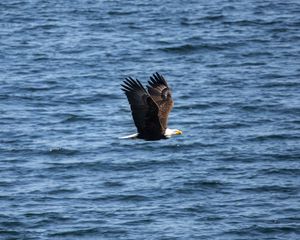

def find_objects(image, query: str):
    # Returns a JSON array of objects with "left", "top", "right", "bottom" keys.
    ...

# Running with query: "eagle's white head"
[{"left": 164, "top": 128, "right": 183, "bottom": 138}]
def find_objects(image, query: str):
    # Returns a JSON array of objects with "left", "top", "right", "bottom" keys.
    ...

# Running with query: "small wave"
[
  {"left": 203, "top": 15, "right": 225, "bottom": 21},
  {"left": 180, "top": 15, "right": 224, "bottom": 25},
  {"left": 159, "top": 43, "right": 226, "bottom": 53},
  {"left": 176, "top": 103, "right": 210, "bottom": 110},
  {"left": 176, "top": 101, "right": 223, "bottom": 109},
  {"left": 45, "top": 188, "right": 79, "bottom": 195},
  {"left": 279, "top": 107, "right": 300, "bottom": 115},
  {"left": 287, "top": 120, "right": 300, "bottom": 124},
  {"left": 179, "top": 205, "right": 209, "bottom": 214},
  {"left": 224, "top": 224, "right": 300, "bottom": 236},
  {"left": 213, "top": 122, "right": 251, "bottom": 129},
  {"left": 270, "top": 27, "right": 293, "bottom": 33},
  {"left": 57, "top": 93, "right": 117, "bottom": 105},
  {"left": 1, "top": 220, "right": 25, "bottom": 228},
  {"left": 0, "top": 230, "right": 21, "bottom": 238},
  {"left": 261, "top": 73, "right": 286, "bottom": 79},
  {"left": 165, "top": 142, "right": 216, "bottom": 150},
  {"left": 242, "top": 51, "right": 273, "bottom": 58},
  {"left": 27, "top": 24, "right": 58, "bottom": 31},
  {"left": 110, "top": 159, "right": 182, "bottom": 171},
  {"left": 107, "top": 10, "right": 139, "bottom": 16},
  {"left": 223, "top": 19, "right": 282, "bottom": 26},
  {"left": 20, "top": 86, "right": 57, "bottom": 92},
  {"left": 103, "top": 181, "right": 125, "bottom": 187},
  {"left": 118, "top": 194, "right": 149, "bottom": 202},
  {"left": 50, "top": 227, "right": 127, "bottom": 238},
  {"left": 60, "top": 114, "right": 94, "bottom": 123},
  {"left": 262, "top": 152, "right": 300, "bottom": 161},
  {"left": 49, "top": 227, "right": 102, "bottom": 237},
  {"left": 117, "top": 141, "right": 216, "bottom": 153},
  {"left": 248, "top": 134, "right": 299, "bottom": 141},
  {"left": 77, "top": 93, "right": 119, "bottom": 103},
  {"left": 240, "top": 105, "right": 265, "bottom": 112},
  {"left": 241, "top": 185, "right": 298, "bottom": 194},
  {"left": 45, "top": 161, "right": 105, "bottom": 172},
  {"left": 183, "top": 179, "right": 226, "bottom": 189},
  {"left": 0, "top": 181, "right": 14, "bottom": 187},
  {"left": 258, "top": 168, "right": 300, "bottom": 176},
  {"left": 123, "top": 219, "right": 154, "bottom": 226},
  {"left": 48, "top": 147, "right": 80, "bottom": 156},
  {"left": 237, "top": 62, "right": 266, "bottom": 66},
  {"left": 260, "top": 81, "right": 300, "bottom": 88},
  {"left": 86, "top": 193, "right": 149, "bottom": 202}
]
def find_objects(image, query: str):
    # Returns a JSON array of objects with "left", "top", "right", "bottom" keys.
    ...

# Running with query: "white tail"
[{"left": 119, "top": 133, "right": 138, "bottom": 139}]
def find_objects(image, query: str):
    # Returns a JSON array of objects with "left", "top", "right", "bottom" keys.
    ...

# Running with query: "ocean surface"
[{"left": 1, "top": 0, "right": 300, "bottom": 239}]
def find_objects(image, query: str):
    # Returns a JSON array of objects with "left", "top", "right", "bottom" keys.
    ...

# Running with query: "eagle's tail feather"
[{"left": 119, "top": 133, "right": 138, "bottom": 139}]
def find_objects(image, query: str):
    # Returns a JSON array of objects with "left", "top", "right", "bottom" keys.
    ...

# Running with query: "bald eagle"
[{"left": 121, "top": 72, "right": 182, "bottom": 141}]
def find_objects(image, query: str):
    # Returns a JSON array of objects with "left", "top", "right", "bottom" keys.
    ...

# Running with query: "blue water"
[{"left": 1, "top": 0, "right": 300, "bottom": 239}]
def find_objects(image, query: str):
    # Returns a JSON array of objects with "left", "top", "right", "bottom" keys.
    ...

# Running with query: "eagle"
[{"left": 121, "top": 72, "right": 182, "bottom": 141}]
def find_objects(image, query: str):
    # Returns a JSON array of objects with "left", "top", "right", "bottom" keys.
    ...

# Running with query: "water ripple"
[{"left": 1, "top": 0, "right": 300, "bottom": 239}]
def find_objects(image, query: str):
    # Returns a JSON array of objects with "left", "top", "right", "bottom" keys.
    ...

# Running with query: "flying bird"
[{"left": 121, "top": 72, "right": 182, "bottom": 141}]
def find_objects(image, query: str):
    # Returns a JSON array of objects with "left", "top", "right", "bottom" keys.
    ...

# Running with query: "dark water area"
[{"left": 1, "top": 0, "right": 300, "bottom": 239}]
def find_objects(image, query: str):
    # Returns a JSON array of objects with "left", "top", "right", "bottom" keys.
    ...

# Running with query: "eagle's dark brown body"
[{"left": 121, "top": 73, "right": 174, "bottom": 141}]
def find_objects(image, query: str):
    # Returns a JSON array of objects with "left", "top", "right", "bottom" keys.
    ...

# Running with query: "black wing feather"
[{"left": 121, "top": 77, "right": 163, "bottom": 138}]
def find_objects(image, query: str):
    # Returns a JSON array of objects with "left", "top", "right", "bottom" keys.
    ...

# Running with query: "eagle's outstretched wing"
[
  {"left": 121, "top": 77, "right": 163, "bottom": 138},
  {"left": 147, "top": 72, "right": 174, "bottom": 130}
]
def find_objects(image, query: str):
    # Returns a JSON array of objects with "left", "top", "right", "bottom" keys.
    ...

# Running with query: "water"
[{"left": 1, "top": 0, "right": 300, "bottom": 239}]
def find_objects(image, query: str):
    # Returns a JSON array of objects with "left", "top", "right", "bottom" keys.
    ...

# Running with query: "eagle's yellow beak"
[{"left": 176, "top": 130, "right": 183, "bottom": 135}]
